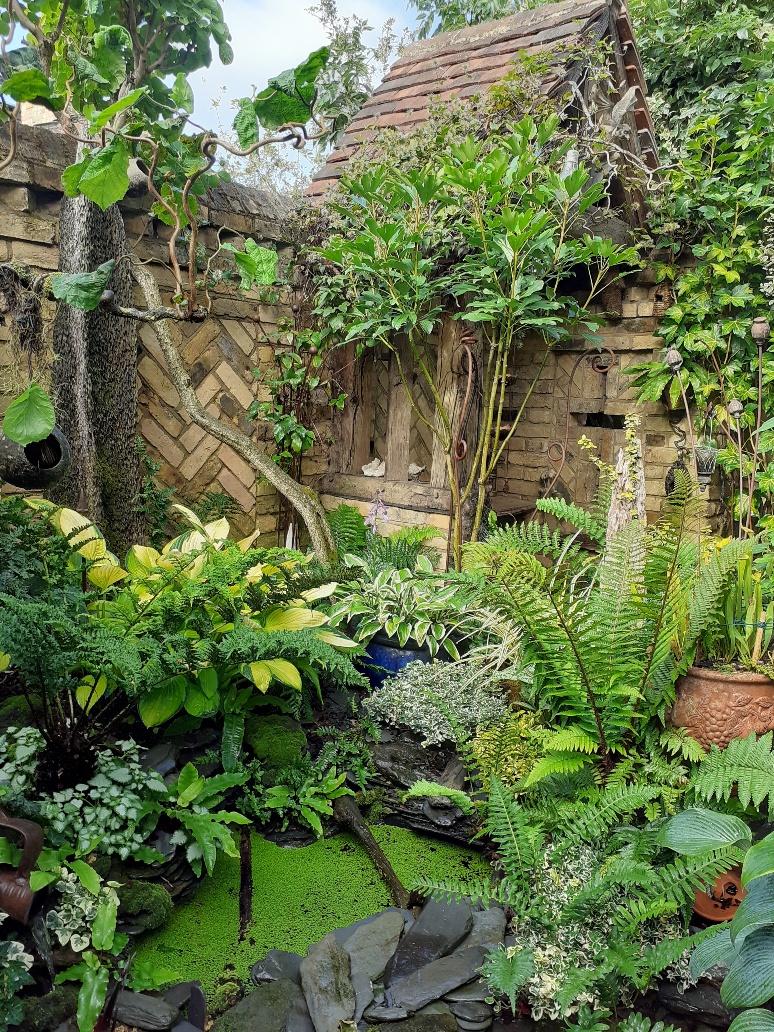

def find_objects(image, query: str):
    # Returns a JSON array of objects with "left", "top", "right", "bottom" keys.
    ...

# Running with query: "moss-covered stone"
[
  {"left": 132, "top": 828, "right": 489, "bottom": 1002},
  {"left": 244, "top": 715, "right": 307, "bottom": 770},
  {"left": 118, "top": 879, "right": 174, "bottom": 932},
  {"left": 0, "top": 694, "right": 35, "bottom": 729},
  {"left": 19, "top": 985, "right": 78, "bottom": 1032}
]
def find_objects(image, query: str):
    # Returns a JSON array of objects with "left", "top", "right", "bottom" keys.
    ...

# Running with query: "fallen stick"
[{"left": 333, "top": 796, "right": 410, "bottom": 908}]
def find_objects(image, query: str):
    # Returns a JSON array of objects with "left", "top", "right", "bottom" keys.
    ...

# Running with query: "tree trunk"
[
  {"left": 50, "top": 195, "right": 142, "bottom": 554},
  {"left": 131, "top": 257, "right": 337, "bottom": 565}
]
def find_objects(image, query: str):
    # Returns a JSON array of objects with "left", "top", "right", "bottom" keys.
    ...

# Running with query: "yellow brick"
[
  {"left": 217, "top": 467, "right": 256, "bottom": 512},
  {"left": 216, "top": 362, "right": 255, "bottom": 410}
]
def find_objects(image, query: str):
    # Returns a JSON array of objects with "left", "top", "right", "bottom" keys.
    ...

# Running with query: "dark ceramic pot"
[
  {"left": 0, "top": 426, "right": 71, "bottom": 490},
  {"left": 671, "top": 665, "right": 774, "bottom": 750},
  {"left": 362, "top": 631, "right": 431, "bottom": 688}
]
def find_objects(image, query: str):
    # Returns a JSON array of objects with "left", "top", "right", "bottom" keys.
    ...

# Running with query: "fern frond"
[
  {"left": 563, "top": 783, "right": 664, "bottom": 843},
  {"left": 326, "top": 504, "right": 367, "bottom": 556},
  {"left": 536, "top": 496, "right": 607, "bottom": 545},
  {"left": 660, "top": 727, "right": 706, "bottom": 763},
  {"left": 486, "top": 777, "right": 545, "bottom": 879},
  {"left": 409, "top": 874, "right": 511, "bottom": 907},
  {"left": 481, "top": 946, "right": 535, "bottom": 1014},
  {"left": 523, "top": 752, "right": 594, "bottom": 787},
  {"left": 693, "top": 732, "right": 774, "bottom": 818},
  {"left": 402, "top": 780, "right": 474, "bottom": 815},
  {"left": 545, "top": 727, "right": 599, "bottom": 754}
]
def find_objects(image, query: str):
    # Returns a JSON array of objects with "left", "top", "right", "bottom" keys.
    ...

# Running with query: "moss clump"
[
  {"left": 133, "top": 828, "right": 489, "bottom": 1000},
  {"left": 118, "top": 879, "right": 174, "bottom": 932},
  {"left": 245, "top": 715, "right": 306, "bottom": 770},
  {"left": 19, "top": 985, "right": 79, "bottom": 1032}
]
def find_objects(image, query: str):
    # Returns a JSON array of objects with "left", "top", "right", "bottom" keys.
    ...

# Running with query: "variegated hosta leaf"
[
  {"left": 87, "top": 562, "right": 129, "bottom": 590},
  {"left": 171, "top": 502, "right": 204, "bottom": 529},
  {"left": 260, "top": 607, "right": 329, "bottom": 631},
  {"left": 315, "top": 629, "right": 359, "bottom": 649},
  {"left": 125, "top": 544, "right": 161, "bottom": 576}
]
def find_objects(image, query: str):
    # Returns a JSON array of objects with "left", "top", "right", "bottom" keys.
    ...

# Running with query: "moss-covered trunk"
[{"left": 50, "top": 194, "right": 142, "bottom": 554}]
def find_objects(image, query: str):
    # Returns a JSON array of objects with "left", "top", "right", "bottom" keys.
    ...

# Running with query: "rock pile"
[{"left": 213, "top": 897, "right": 504, "bottom": 1032}]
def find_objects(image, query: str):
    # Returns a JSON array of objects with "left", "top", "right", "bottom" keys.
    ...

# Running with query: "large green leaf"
[
  {"left": 221, "top": 712, "right": 245, "bottom": 773},
  {"left": 224, "top": 239, "right": 278, "bottom": 290},
  {"left": 253, "top": 46, "right": 329, "bottom": 130},
  {"left": 690, "top": 925, "right": 736, "bottom": 980},
  {"left": 744, "top": 832, "right": 774, "bottom": 885},
  {"left": 76, "top": 960, "right": 109, "bottom": 1032},
  {"left": 233, "top": 97, "right": 258, "bottom": 148},
  {"left": 51, "top": 260, "right": 115, "bottom": 312},
  {"left": 90, "top": 87, "right": 146, "bottom": 131},
  {"left": 1, "top": 69, "right": 52, "bottom": 102},
  {"left": 70, "top": 859, "right": 101, "bottom": 896},
  {"left": 1, "top": 383, "right": 55, "bottom": 445},
  {"left": 729, "top": 1011, "right": 774, "bottom": 1032},
  {"left": 722, "top": 927, "right": 774, "bottom": 1008},
  {"left": 732, "top": 873, "right": 774, "bottom": 943},
  {"left": 90, "top": 896, "right": 116, "bottom": 951},
  {"left": 139, "top": 676, "right": 187, "bottom": 727},
  {"left": 656, "top": 807, "right": 752, "bottom": 856},
  {"left": 77, "top": 137, "right": 130, "bottom": 210}
]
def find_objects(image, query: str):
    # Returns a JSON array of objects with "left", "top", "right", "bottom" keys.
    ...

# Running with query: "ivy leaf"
[
  {"left": 77, "top": 137, "right": 130, "bottom": 210},
  {"left": 233, "top": 97, "right": 258, "bottom": 149},
  {"left": 51, "top": 260, "right": 115, "bottom": 311},
  {"left": 2, "top": 383, "right": 55, "bottom": 445}
]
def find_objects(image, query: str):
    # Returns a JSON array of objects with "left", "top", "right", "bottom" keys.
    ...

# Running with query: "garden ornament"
[
  {"left": 0, "top": 425, "right": 71, "bottom": 490},
  {"left": 0, "top": 807, "right": 45, "bottom": 924}
]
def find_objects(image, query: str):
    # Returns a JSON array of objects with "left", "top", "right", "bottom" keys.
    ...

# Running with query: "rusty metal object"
[
  {"left": 0, "top": 808, "right": 45, "bottom": 924},
  {"left": 671, "top": 666, "right": 774, "bottom": 750},
  {"left": 541, "top": 347, "right": 616, "bottom": 501},
  {"left": 693, "top": 865, "right": 746, "bottom": 922}
]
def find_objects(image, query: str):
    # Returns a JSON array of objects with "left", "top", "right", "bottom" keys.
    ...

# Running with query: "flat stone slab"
[
  {"left": 331, "top": 908, "right": 409, "bottom": 947},
  {"left": 388, "top": 948, "right": 485, "bottom": 1012},
  {"left": 371, "top": 1014, "right": 457, "bottom": 1031},
  {"left": 454, "top": 909, "right": 506, "bottom": 954},
  {"left": 300, "top": 932, "right": 356, "bottom": 1032},
  {"left": 444, "top": 979, "right": 490, "bottom": 1003},
  {"left": 449, "top": 999, "right": 494, "bottom": 1021},
  {"left": 385, "top": 898, "right": 473, "bottom": 984},
  {"left": 346, "top": 909, "right": 405, "bottom": 1016},
  {"left": 251, "top": 949, "right": 303, "bottom": 986},
  {"left": 210, "top": 980, "right": 301, "bottom": 1032},
  {"left": 114, "top": 991, "right": 180, "bottom": 1031}
]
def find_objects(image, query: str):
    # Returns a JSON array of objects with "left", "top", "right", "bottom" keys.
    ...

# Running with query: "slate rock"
[
  {"left": 286, "top": 989, "right": 314, "bottom": 1032},
  {"left": 251, "top": 949, "right": 303, "bottom": 986},
  {"left": 657, "top": 983, "right": 734, "bottom": 1027},
  {"left": 210, "top": 979, "right": 302, "bottom": 1032},
  {"left": 346, "top": 910, "right": 406, "bottom": 1019},
  {"left": 373, "top": 743, "right": 429, "bottom": 787},
  {"left": 388, "top": 948, "right": 485, "bottom": 1012},
  {"left": 163, "top": 983, "right": 193, "bottom": 1009},
  {"left": 421, "top": 801, "right": 462, "bottom": 827},
  {"left": 363, "top": 1004, "right": 410, "bottom": 1022},
  {"left": 385, "top": 898, "right": 473, "bottom": 984},
  {"left": 114, "top": 991, "right": 180, "bottom": 1031},
  {"left": 455, "top": 909, "right": 506, "bottom": 954},
  {"left": 171, "top": 1024, "right": 202, "bottom": 1032},
  {"left": 444, "top": 980, "right": 490, "bottom": 1003},
  {"left": 331, "top": 908, "right": 408, "bottom": 947},
  {"left": 440, "top": 757, "right": 466, "bottom": 791},
  {"left": 456, "top": 1019, "right": 493, "bottom": 1031},
  {"left": 448, "top": 1000, "right": 494, "bottom": 1021},
  {"left": 300, "top": 932, "right": 356, "bottom": 1032},
  {"left": 372, "top": 1014, "right": 457, "bottom": 1031}
]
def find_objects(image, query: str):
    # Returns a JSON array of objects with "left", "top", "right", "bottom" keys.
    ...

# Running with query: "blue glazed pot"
[{"left": 362, "top": 634, "right": 431, "bottom": 688}]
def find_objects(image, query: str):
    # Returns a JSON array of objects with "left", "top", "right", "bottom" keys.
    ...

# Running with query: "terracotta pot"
[
  {"left": 671, "top": 665, "right": 774, "bottom": 750},
  {"left": 693, "top": 864, "right": 746, "bottom": 921}
]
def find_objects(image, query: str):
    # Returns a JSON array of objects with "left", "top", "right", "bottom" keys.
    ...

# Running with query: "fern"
[
  {"left": 693, "top": 732, "right": 774, "bottom": 818},
  {"left": 536, "top": 496, "right": 607, "bottom": 545},
  {"left": 562, "top": 783, "right": 665, "bottom": 844},
  {"left": 619, "top": 1015, "right": 680, "bottom": 1032},
  {"left": 326, "top": 504, "right": 367, "bottom": 556},
  {"left": 481, "top": 946, "right": 535, "bottom": 1013},
  {"left": 409, "top": 873, "right": 511, "bottom": 907},
  {"left": 486, "top": 777, "right": 545, "bottom": 880},
  {"left": 402, "top": 780, "right": 474, "bottom": 815},
  {"left": 464, "top": 519, "right": 588, "bottom": 574},
  {"left": 221, "top": 712, "right": 245, "bottom": 772},
  {"left": 362, "top": 525, "right": 440, "bottom": 573}
]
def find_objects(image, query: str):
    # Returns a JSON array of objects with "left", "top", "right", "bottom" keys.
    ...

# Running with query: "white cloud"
[{"left": 191, "top": 0, "right": 409, "bottom": 130}]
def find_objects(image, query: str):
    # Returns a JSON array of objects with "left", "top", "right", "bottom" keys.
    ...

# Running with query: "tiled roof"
[{"left": 307, "top": 0, "right": 656, "bottom": 198}]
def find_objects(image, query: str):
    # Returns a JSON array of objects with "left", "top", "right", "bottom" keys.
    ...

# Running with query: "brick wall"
[
  {"left": 500, "top": 268, "right": 723, "bottom": 525},
  {"left": 0, "top": 122, "right": 297, "bottom": 540}
]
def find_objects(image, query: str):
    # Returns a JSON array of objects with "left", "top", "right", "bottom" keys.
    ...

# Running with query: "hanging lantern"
[
  {"left": 693, "top": 438, "right": 718, "bottom": 492},
  {"left": 0, "top": 426, "right": 71, "bottom": 490}
]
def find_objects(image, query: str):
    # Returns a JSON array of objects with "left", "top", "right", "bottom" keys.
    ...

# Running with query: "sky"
[{"left": 190, "top": 0, "right": 412, "bottom": 131}]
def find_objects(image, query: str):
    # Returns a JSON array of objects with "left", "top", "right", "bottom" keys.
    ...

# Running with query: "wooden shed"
[{"left": 307, "top": 0, "right": 684, "bottom": 543}]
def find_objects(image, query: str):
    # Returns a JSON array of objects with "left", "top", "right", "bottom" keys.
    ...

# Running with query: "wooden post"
[
  {"left": 384, "top": 335, "right": 413, "bottom": 482},
  {"left": 329, "top": 342, "right": 373, "bottom": 474},
  {"left": 430, "top": 318, "right": 462, "bottom": 489}
]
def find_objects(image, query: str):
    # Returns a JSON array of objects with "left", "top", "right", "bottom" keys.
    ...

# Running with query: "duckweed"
[{"left": 132, "top": 827, "right": 488, "bottom": 998}]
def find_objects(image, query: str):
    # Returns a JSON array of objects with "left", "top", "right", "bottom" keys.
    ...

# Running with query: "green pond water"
[{"left": 133, "top": 826, "right": 488, "bottom": 997}]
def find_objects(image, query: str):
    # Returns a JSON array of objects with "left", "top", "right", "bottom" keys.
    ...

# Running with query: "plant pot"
[
  {"left": 671, "top": 665, "right": 774, "bottom": 749},
  {"left": 0, "top": 427, "right": 71, "bottom": 490},
  {"left": 693, "top": 864, "right": 746, "bottom": 921},
  {"left": 362, "top": 633, "right": 431, "bottom": 689}
]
